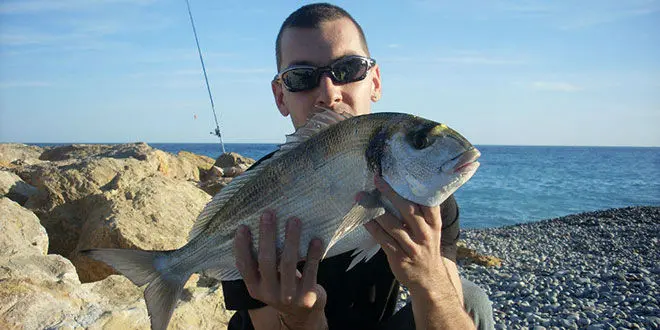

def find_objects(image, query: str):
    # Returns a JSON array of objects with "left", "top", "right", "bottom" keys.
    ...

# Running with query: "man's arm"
[
  {"left": 234, "top": 212, "right": 328, "bottom": 330},
  {"left": 364, "top": 176, "right": 474, "bottom": 330}
]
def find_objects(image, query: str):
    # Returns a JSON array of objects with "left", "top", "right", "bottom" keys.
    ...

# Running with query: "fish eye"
[{"left": 412, "top": 132, "right": 431, "bottom": 150}]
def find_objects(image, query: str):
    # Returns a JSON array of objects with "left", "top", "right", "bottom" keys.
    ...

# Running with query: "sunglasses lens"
[
  {"left": 282, "top": 68, "right": 317, "bottom": 92},
  {"left": 279, "top": 57, "right": 373, "bottom": 92},
  {"left": 332, "top": 57, "right": 369, "bottom": 83}
]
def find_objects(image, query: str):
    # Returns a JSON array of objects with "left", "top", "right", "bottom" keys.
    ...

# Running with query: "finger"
[
  {"left": 300, "top": 239, "right": 323, "bottom": 300},
  {"left": 420, "top": 204, "right": 442, "bottom": 229},
  {"left": 364, "top": 220, "right": 401, "bottom": 256},
  {"left": 373, "top": 213, "right": 416, "bottom": 255},
  {"left": 280, "top": 218, "right": 301, "bottom": 305},
  {"left": 234, "top": 225, "right": 260, "bottom": 292},
  {"left": 375, "top": 176, "right": 427, "bottom": 237},
  {"left": 257, "top": 211, "right": 278, "bottom": 290}
]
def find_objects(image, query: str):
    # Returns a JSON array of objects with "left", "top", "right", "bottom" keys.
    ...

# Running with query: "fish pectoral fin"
[
  {"left": 325, "top": 190, "right": 385, "bottom": 258},
  {"left": 347, "top": 236, "right": 381, "bottom": 271}
]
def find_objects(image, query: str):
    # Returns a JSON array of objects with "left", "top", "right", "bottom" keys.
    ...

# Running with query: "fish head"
[{"left": 378, "top": 117, "right": 480, "bottom": 206}]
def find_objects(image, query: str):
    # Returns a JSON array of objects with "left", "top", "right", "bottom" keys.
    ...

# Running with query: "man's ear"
[
  {"left": 370, "top": 64, "right": 382, "bottom": 102},
  {"left": 272, "top": 80, "right": 290, "bottom": 117}
]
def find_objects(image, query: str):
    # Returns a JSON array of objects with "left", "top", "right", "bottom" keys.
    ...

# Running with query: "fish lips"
[{"left": 440, "top": 148, "right": 481, "bottom": 174}]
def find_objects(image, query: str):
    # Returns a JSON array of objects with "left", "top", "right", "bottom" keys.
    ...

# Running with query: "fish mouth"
[{"left": 441, "top": 148, "right": 481, "bottom": 173}]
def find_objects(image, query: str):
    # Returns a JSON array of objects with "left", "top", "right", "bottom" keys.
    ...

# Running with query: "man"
[{"left": 222, "top": 3, "right": 494, "bottom": 329}]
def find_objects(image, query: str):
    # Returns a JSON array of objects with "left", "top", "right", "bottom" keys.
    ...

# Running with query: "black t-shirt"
[{"left": 222, "top": 195, "right": 460, "bottom": 330}]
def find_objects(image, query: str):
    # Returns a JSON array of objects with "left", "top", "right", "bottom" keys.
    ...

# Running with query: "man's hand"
[
  {"left": 364, "top": 176, "right": 447, "bottom": 295},
  {"left": 364, "top": 176, "right": 475, "bottom": 330},
  {"left": 234, "top": 210, "right": 328, "bottom": 330}
]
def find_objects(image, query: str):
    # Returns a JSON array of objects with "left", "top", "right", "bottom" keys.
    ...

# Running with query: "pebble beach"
[{"left": 458, "top": 206, "right": 660, "bottom": 329}]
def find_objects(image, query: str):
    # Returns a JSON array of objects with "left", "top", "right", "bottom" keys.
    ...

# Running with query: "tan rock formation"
[
  {"left": 214, "top": 152, "right": 255, "bottom": 169},
  {"left": 0, "top": 143, "right": 43, "bottom": 166},
  {"left": 71, "top": 174, "right": 210, "bottom": 282},
  {"left": 0, "top": 171, "right": 37, "bottom": 205},
  {"left": 0, "top": 197, "right": 48, "bottom": 258},
  {"left": 0, "top": 194, "right": 233, "bottom": 330}
]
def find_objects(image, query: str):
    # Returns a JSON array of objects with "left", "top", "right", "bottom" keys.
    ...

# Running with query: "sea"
[
  {"left": 150, "top": 143, "right": 660, "bottom": 229},
  {"left": 34, "top": 143, "right": 660, "bottom": 229}
]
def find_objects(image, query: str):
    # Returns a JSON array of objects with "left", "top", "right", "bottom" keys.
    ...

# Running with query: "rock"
[
  {"left": 21, "top": 157, "right": 162, "bottom": 258},
  {"left": 0, "top": 170, "right": 37, "bottom": 205},
  {"left": 0, "top": 253, "right": 92, "bottom": 330},
  {"left": 18, "top": 143, "right": 207, "bottom": 259},
  {"left": 71, "top": 175, "right": 211, "bottom": 282},
  {"left": 39, "top": 144, "right": 113, "bottom": 161},
  {"left": 0, "top": 143, "right": 44, "bottom": 166},
  {"left": 199, "top": 177, "right": 234, "bottom": 196},
  {"left": 0, "top": 197, "right": 48, "bottom": 257},
  {"left": 0, "top": 252, "right": 232, "bottom": 329},
  {"left": 179, "top": 151, "right": 216, "bottom": 173},
  {"left": 457, "top": 242, "right": 502, "bottom": 267},
  {"left": 214, "top": 152, "right": 255, "bottom": 169},
  {"left": 0, "top": 145, "right": 248, "bottom": 329},
  {"left": 222, "top": 166, "right": 246, "bottom": 178}
]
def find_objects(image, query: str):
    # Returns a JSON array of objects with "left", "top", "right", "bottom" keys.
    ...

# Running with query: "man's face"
[{"left": 272, "top": 17, "right": 382, "bottom": 129}]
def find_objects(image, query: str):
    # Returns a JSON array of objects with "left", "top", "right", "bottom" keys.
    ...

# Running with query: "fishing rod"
[{"left": 184, "top": 0, "right": 226, "bottom": 154}]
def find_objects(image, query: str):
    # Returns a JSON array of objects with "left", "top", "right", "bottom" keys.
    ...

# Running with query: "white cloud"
[{"left": 532, "top": 81, "right": 582, "bottom": 92}]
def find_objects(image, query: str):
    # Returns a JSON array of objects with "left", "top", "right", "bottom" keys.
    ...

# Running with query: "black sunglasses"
[{"left": 274, "top": 55, "right": 377, "bottom": 92}]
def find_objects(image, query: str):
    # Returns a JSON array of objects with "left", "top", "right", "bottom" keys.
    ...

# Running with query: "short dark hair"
[{"left": 275, "top": 3, "right": 369, "bottom": 71}]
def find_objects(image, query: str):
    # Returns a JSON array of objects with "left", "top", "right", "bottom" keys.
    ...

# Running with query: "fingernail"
[{"left": 310, "top": 238, "right": 322, "bottom": 248}]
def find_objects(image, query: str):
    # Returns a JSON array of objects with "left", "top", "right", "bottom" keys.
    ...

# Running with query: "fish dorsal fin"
[
  {"left": 281, "top": 109, "right": 352, "bottom": 152},
  {"left": 189, "top": 109, "right": 352, "bottom": 241}
]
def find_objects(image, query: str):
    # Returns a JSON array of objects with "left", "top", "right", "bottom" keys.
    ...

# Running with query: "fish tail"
[{"left": 81, "top": 248, "right": 190, "bottom": 330}]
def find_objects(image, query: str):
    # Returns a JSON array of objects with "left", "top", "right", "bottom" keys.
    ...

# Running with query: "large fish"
[{"left": 82, "top": 109, "right": 480, "bottom": 330}]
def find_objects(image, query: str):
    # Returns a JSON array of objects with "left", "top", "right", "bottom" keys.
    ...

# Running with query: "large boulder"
[
  {"left": 39, "top": 144, "right": 113, "bottom": 161},
  {"left": 214, "top": 152, "right": 255, "bottom": 169},
  {"left": 71, "top": 175, "right": 211, "bottom": 282},
  {"left": 0, "top": 197, "right": 48, "bottom": 257},
  {"left": 178, "top": 151, "right": 216, "bottom": 173},
  {"left": 14, "top": 143, "right": 208, "bottom": 259},
  {"left": 0, "top": 143, "right": 43, "bottom": 166},
  {"left": 0, "top": 170, "right": 37, "bottom": 205}
]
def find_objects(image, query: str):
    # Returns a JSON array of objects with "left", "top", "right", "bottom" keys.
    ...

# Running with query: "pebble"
[{"left": 447, "top": 206, "right": 659, "bottom": 329}]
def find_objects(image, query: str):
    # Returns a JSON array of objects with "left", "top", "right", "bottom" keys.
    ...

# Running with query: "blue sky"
[{"left": 1, "top": 0, "right": 658, "bottom": 146}]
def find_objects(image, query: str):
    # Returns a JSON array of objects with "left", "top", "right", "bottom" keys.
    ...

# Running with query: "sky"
[{"left": 0, "top": 0, "right": 659, "bottom": 146}]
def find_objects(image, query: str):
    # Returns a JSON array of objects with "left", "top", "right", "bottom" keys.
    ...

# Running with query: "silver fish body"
[{"left": 82, "top": 110, "right": 480, "bottom": 330}]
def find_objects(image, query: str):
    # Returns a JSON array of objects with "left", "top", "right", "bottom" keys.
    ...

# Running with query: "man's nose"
[{"left": 314, "top": 74, "right": 342, "bottom": 109}]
